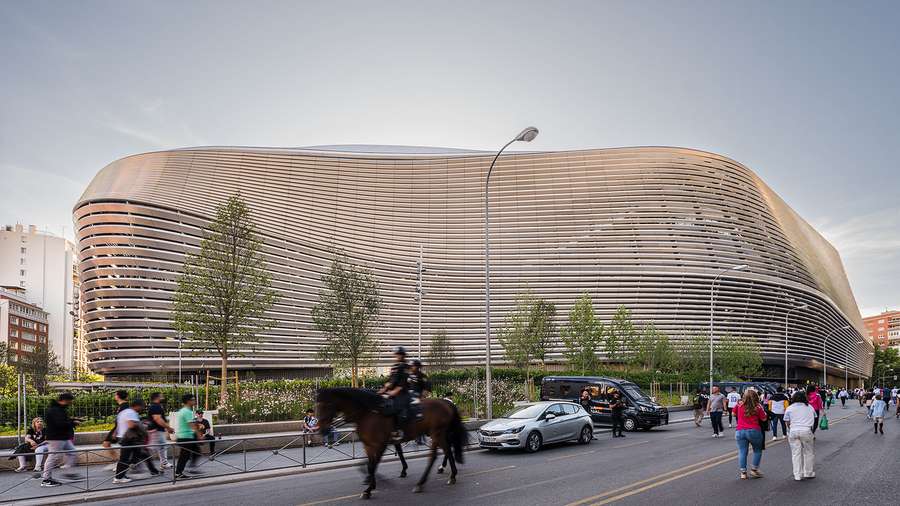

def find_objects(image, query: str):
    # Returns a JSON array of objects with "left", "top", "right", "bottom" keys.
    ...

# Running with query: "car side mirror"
[{"left": 545, "top": 413, "right": 556, "bottom": 421}]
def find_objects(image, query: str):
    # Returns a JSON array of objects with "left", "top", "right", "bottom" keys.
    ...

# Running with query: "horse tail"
[{"left": 447, "top": 402, "right": 467, "bottom": 464}]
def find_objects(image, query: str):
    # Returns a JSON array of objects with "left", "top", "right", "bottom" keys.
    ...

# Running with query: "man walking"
[
  {"left": 706, "top": 386, "right": 726, "bottom": 438},
  {"left": 114, "top": 398, "right": 159, "bottom": 483},
  {"left": 147, "top": 392, "right": 174, "bottom": 469},
  {"left": 101, "top": 390, "right": 129, "bottom": 470},
  {"left": 726, "top": 387, "right": 741, "bottom": 428},
  {"left": 174, "top": 394, "right": 200, "bottom": 479},
  {"left": 768, "top": 386, "right": 789, "bottom": 441},
  {"left": 40, "top": 393, "right": 81, "bottom": 487},
  {"left": 692, "top": 388, "right": 708, "bottom": 427}
]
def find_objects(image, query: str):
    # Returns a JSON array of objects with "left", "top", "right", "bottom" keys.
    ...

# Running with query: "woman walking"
[
  {"left": 733, "top": 389, "right": 767, "bottom": 479},
  {"left": 807, "top": 385, "right": 823, "bottom": 435},
  {"left": 871, "top": 394, "right": 887, "bottom": 434},
  {"left": 784, "top": 391, "right": 816, "bottom": 480}
]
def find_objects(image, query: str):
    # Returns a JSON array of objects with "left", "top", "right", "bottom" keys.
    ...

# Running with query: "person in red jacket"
[
  {"left": 733, "top": 389, "right": 768, "bottom": 480},
  {"left": 806, "top": 385, "right": 824, "bottom": 435}
]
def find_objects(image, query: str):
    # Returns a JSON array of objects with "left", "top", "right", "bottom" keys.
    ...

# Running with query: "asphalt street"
[{"left": 75, "top": 404, "right": 894, "bottom": 506}]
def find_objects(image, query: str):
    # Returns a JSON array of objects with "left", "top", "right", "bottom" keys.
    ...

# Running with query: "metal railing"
[{"left": 1, "top": 428, "right": 462, "bottom": 502}]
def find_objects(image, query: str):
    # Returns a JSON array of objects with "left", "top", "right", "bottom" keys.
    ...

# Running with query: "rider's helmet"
[
  {"left": 392, "top": 345, "right": 407, "bottom": 356},
  {"left": 410, "top": 359, "right": 422, "bottom": 367}
]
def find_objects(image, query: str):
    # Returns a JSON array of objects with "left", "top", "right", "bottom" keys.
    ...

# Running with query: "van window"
[
  {"left": 559, "top": 384, "right": 572, "bottom": 398},
  {"left": 588, "top": 385, "right": 603, "bottom": 399}
]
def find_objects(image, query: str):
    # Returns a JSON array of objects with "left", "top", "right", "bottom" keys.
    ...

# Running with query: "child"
[{"left": 871, "top": 394, "right": 887, "bottom": 434}]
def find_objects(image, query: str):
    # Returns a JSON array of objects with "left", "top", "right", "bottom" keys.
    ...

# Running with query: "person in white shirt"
[
  {"left": 784, "top": 391, "right": 817, "bottom": 481},
  {"left": 726, "top": 388, "right": 741, "bottom": 428}
]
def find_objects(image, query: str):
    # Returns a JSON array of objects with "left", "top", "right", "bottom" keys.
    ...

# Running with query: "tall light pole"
[
  {"left": 415, "top": 245, "right": 425, "bottom": 359},
  {"left": 823, "top": 325, "right": 851, "bottom": 386},
  {"left": 485, "top": 126, "right": 539, "bottom": 420},
  {"left": 709, "top": 264, "right": 749, "bottom": 390},
  {"left": 784, "top": 303, "right": 808, "bottom": 387},
  {"left": 847, "top": 340, "right": 864, "bottom": 390}
]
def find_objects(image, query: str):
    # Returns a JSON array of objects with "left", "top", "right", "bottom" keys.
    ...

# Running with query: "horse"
[{"left": 315, "top": 388, "right": 466, "bottom": 499}]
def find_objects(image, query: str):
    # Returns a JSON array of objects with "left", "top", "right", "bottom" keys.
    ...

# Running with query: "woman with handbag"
[
  {"left": 733, "top": 389, "right": 768, "bottom": 480},
  {"left": 11, "top": 417, "right": 48, "bottom": 473}
]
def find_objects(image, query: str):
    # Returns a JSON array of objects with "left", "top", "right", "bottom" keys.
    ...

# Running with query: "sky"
[{"left": 1, "top": 0, "right": 898, "bottom": 317}]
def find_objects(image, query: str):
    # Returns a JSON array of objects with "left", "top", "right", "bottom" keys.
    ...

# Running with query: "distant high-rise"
[
  {"left": 863, "top": 310, "right": 900, "bottom": 349},
  {"left": 0, "top": 224, "right": 78, "bottom": 370}
]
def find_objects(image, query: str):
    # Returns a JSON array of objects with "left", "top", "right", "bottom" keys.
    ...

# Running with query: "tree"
[
  {"left": 15, "top": 345, "right": 64, "bottom": 394},
  {"left": 633, "top": 324, "right": 679, "bottom": 373},
  {"left": 872, "top": 347, "right": 900, "bottom": 386},
  {"left": 681, "top": 334, "right": 711, "bottom": 376},
  {"left": 716, "top": 335, "right": 763, "bottom": 379},
  {"left": 0, "top": 363, "right": 16, "bottom": 397},
  {"left": 561, "top": 293, "right": 604, "bottom": 374},
  {"left": 313, "top": 252, "right": 382, "bottom": 387},
  {"left": 498, "top": 291, "right": 556, "bottom": 400},
  {"left": 427, "top": 330, "right": 455, "bottom": 371},
  {"left": 0, "top": 342, "right": 10, "bottom": 365},
  {"left": 606, "top": 305, "right": 638, "bottom": 363},
  {"left": 173, "top": 195, "right": 278, "bottom": 406}
]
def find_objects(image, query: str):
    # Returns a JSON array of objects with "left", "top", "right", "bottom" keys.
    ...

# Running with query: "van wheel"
[
  {"left": 623, "top": 417, "right": 637, "bottom": 432},
  {"left": 578, "top": 425, "right": 593, "bottom": 444},
  {"left": 525, "top": 431, "right": 542, "bottom": 453}
]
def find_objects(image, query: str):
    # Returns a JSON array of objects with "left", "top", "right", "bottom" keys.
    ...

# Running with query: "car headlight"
[
  {"left": 505, "top": 426, "right": 526, "bottom": 434},
  {"left": 638, "top": 406, "right": 652, "bottom": 412}
]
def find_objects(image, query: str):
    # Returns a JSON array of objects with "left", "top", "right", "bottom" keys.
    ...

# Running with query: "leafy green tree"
[
  {"left": 561, "top": 293, "right": 604, "bottom": 374},
  {"left": 872, "top": 347, "right": 900, "bottom": 386},
  {"left": 427, "top": 330, "right": 456, "bottom": 371},
  {"left": 313, "top": 252, "right": 383, "bottom": 387},
  {"left": 606, "top": 305, "right": 638, "bottom": 363},
  {"left": 716, "top": 335, "right": 763, "bottom": 378},
  {"left": 173, "top": 195, "right": 278, "bottom": 405},
  {"left": 0, "top": 363, "right": 17, "bottom": 397},
  {"left": 499, "top": 291, "right": 556, "bottom": 400},
  {"left": 633, "top": 324, "right": 679, "bottom": 373},
  {"left": 15, "top": 345, "right": 64, "bottom": 394},
  {"left": 681, "top": 334, "right": 711, "bottom": 376}
]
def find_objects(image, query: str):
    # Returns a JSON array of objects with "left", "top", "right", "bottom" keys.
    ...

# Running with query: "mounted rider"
[
  {"left": 378, "top": 346, "right": 411, "bottom": 441},
  {"left": 408, "top": 358, "right": 431, "bottom": 401}
]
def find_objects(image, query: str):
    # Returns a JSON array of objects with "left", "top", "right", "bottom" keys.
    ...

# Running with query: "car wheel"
[
  {"left": 525, "top": 431, "right": 542, "bottom": 453},
  {"left": 578, "top": 425, "right": 592, "bottom": 444},
  {"left": 623, "top": 417, "right": 637, "bottom": 432}
]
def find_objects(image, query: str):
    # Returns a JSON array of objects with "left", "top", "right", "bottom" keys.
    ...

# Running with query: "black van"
[
  {"left": 540, "top": 376, "right": 669, "bottom": 431},
  {"left": 700, "top": 381, "right": 778, "bottom": 397}
]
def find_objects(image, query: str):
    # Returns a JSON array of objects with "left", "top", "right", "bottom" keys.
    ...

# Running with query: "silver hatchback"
[{"left": 478, "top": 401, "right": 594, "bottom": 453}]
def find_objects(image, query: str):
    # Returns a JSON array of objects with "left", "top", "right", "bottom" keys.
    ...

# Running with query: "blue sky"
[{"left": 1, "top": 0, "right": 897, "bottom": 316}]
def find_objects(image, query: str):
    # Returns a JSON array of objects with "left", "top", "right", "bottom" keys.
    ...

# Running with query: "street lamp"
[
  {"left": 846, "top": 340, "right": 864, "bottom": 390},
  {"left": 709, "top": 264, "right": 749, "bottom": 391},
  {"left": 822, "top": 325, "right": 852, "bottom": 386},
  {"left": 784, "top": 303, "right": 808, "bottom": 387},
  {"left": 485, "top": 126, "right": 539, "bottom": 420}
]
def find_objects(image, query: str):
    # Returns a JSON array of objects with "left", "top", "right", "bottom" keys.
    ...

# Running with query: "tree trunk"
[
  {"left": 219, "top": 355, "right": 229, "bottom": 407},
  {"left": 351, "top": 360, "right": 358, "bottom": 388}
]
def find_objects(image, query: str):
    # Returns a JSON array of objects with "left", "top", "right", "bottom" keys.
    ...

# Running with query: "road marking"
[
  {"left": 610, "top": 440, "right": 649, "bottom": 449},
  {"left": 297, "top": 493, "right": 360, "bottom": 506},
  {"left": 465, "top": 464, "right": 517, "bottom": 476},
  {"left": 566, "top": 411, "right": 861, "bottom": 506},
  {"left": 663, "top": 433, "right": 688, "bottom": 440},
  {"left": 547, "top": 450, "right": 596, "bottom": 462}
]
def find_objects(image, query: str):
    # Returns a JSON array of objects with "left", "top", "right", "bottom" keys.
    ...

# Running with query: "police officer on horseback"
[
  {"left": 408, "top": 359, "right": 431, "bottom": 400},
  {"left": 378, "top": 346, "right": 410, "bottom": 441}
]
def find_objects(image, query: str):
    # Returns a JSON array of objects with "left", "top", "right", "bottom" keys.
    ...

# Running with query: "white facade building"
[{"left": 0, "top": 224, "right": 77, "bottom": 370}]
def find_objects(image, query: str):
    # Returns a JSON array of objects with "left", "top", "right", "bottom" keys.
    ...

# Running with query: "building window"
[
  {"left": 20, "top": 258, "right": 25, "bottom": 265},
  {"left": 19, "top": 269, "right": 25, "bottom": 276},
  {"left": 20, "top": 247, "right": 26, "bottom": 254},
  {"left": 10, "top": 329, "right": 18, "bottom": 337}
]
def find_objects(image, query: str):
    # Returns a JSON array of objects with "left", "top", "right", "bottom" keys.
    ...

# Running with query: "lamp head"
[
  {"left": 515, "top": 127, "right": 539, "bottom": 143},
  {"left": 732, "top": 264, "right": 749, "bottom": 271}
]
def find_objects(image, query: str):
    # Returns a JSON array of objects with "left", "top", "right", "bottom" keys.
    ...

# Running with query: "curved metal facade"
[{"left": 74, "top": 146, "right": 872, "bottom": 379}]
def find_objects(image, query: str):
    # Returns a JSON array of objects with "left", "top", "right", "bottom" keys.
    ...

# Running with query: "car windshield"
[
  {"left": 622, "top": 384, "right": 650, "bottom": 401},
  {"left": 502, "top": 404, "right": 546, "bottom": 419}
]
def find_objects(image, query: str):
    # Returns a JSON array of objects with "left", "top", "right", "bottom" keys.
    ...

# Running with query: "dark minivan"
[{"left": 540, "top": 376, "right": 669, "bottom": 431}]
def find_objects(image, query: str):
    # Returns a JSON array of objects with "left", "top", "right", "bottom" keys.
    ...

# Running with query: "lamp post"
[
  {"left": 485, "top": 126, "right": 539, "bottom": 420},
  {"left": 847, "top": 340, "right": 864, "bottom": 390},
  {"left": 823, "top": 325, "right": 852, "bottom": 386},
  {"left": 784, "top": 303, "right": 808, "bottom": 387},
  {"left": 709, "top": 264, "right": 749, "bottom": 391},
  {"left": 415, "top": 245, "right": 425, "bottom": 359},
  {"left": 178, "top": 336, "right": 183, "bottom": 384}
]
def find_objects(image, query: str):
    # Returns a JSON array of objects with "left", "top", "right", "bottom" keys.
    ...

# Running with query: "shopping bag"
[{"left": 819, "top": 412, "right": 829, "bottom": 430}]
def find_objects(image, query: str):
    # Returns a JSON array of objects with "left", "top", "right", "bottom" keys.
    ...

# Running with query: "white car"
[{"left": 478, "top": 401, "right": 594, "bottom": 453}]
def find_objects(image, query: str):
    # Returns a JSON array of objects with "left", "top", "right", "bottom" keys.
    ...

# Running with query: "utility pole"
[{"left": 416, "top": 245, "right": 425, "bottom": 359}]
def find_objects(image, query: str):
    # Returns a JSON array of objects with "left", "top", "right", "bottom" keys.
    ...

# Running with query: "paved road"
[{"left": 76, "top": 405, "right": 894, "bottom": 506}]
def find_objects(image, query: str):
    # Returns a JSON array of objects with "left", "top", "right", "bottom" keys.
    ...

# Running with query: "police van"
[{"left": 540, "top": 376, "right": 669, "bottom": 431}]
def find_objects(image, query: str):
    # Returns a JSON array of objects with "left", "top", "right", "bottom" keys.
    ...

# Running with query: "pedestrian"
[
  {"left": 824, "top": 390, "right": 833, "bottom": 410},
  {"left": 610, "top": 391, "right": 626, "bottom": 438},
  {"left": 768, "top": 386, "right": 789, "bottom": 441},
  {"left": 806, "top": 385, "right": 823, "bottom": 435},
  {"left": 114, "top": 398, "right": 160, "bottom": 484},
  {"left": 147, "top": 392, "right": 174, "bottom": 469},
  {"left": 692, "top": 388, "right": 708, "bottom": 427},
  {"left": 194, "top": 409, "right": 217, "bottom": 459},
  {"left": 706, "top": 386, "right": 726, "bottom": 438},
  {"left": 101, "top": 390, "right": 129, "bottom": 470},
  {"left": 174, "top": 393, "right": 201, "bottom": 479},
  {"left": 726, "top": 388, "right": 741, "bottom": 428},
  {"left": 40, "top": 392, "right": 81, "bottom": 487},
  {"left": 784, "top": 390, "right": 816, "bottom": 481},
  {"left": 871, "top": 394, "right": 887, "bottom": 435},
  {"left": 838, "top": 388, "right": 848, "bottom": 408},
  {"left": 11, "top": 417, "right": 48, "bottom": 473},
  {"left": 733, "top": 389, "right": 767, "bottom": 479}
]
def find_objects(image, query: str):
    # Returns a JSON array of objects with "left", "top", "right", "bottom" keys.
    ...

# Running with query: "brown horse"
[{"left": 315, "top": 388, "right": 466, "bottom": 499}]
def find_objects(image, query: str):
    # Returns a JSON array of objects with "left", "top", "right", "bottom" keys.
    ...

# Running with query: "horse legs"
[
  {"left": 362, "top": 445, "right": 386, "bottom": 499},
  {"left": 444, "top": 445, "right": 458, "bottom": 485},
  {"left": 437, "top": 452, "right": 448, "bottom": 474},
  {"left": 395, "top": 443, "right": 408, "bottom": 478},
  {"left": 413, "top": 437, "right": 440, "bottom": 493}
]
